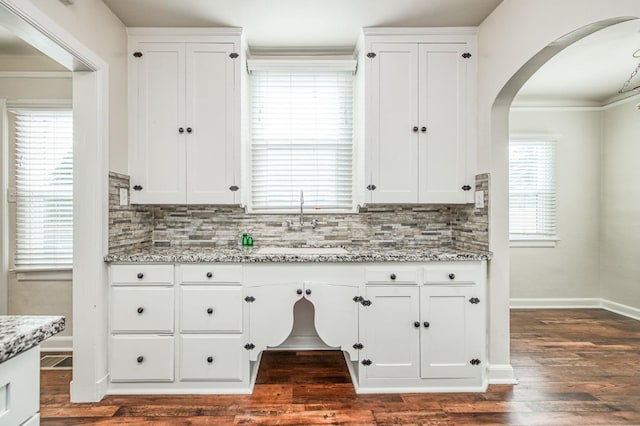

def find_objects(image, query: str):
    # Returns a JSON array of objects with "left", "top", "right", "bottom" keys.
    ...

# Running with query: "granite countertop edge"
[
  {"left": 0, "top": 316, "right": 66, "bottom": 363},
  {"left": 104, "top": 248, "right": 492, "bottom": 263}
]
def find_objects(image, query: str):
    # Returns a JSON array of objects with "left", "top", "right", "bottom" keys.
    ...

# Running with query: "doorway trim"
[{"left": 0, "top": 0, "right": 110, "bottom": 402}]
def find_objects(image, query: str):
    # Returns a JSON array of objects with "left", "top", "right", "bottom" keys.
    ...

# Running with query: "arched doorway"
[{"left": 478, "top": 2, "right": 640, "bottom": 386}]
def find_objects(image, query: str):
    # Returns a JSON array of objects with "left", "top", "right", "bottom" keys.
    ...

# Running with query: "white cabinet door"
[
  {"left": 360, "top": 286, "right": 420, "bottom": 379},
  {"left": 245, "top": 284, "right": 303, "bottom": 361},
  {"left": 185, "top": 43, "right": 238, "bottom": 204},
  {"left": 364, "top": 37, "right": 476, "bottom": 205},
  {"left": 420, "top": 285, "right": 483, "bottom": 378},
  {"left": 304, "top": 281, "right": 360, "bottom": 361},
  {"left": 418, "top": 44, "right": 473, "bottom": 203},
  {"left": 129, "top": 38, "right": 240, "bottom": 205},
  {"left": 130, "top": 42, "right": 186, "bottom": 204},
  {"left": 366, "top": 43, "right": 419, "bottom": 203}
]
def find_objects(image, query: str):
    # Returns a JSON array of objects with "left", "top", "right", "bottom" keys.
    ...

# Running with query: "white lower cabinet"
[
  {"left": 108, "top": 264, "right": 250, "bottom": 394},
  {"left": 243, "top": 265, "right": 362, "bottom": 362},
  {"left": 358, "top": 262, "right": 487, "bottom": 391},
  {"left": 0, "top": 346, "right": 40, "bottom": 426},
  {"left": 109, "top": 260, "right": 486, "bottom": 394}
]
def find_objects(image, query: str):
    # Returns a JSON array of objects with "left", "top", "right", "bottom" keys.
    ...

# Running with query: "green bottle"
[{"left": 242, "top": 233, "right": 248, "bottom": 246}]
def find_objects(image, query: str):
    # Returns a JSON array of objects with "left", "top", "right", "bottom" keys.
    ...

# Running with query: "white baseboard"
[
  {"left": 510, "top": 298, "right": 601, "bottom": 309},
  {"left": 600, "top": 299, "right": 640, "bottom": 321},
  {"left": 40, "top": 335, "right": 73, "bottom": 352},
  {"left": 510, "top": 297, "right": 640, "bottom": 321},
  {"left": 488, "top": 364, "right": 519, "bottom": 385}
]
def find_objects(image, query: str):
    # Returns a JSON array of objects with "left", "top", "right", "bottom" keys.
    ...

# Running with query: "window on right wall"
[{"left": 509, "top": 136, "right": 557, "bottom": 247}]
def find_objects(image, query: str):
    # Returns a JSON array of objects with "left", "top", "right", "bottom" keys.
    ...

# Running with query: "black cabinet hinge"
[
  {"left": 244, "top": 343, "right": 255, "bottom": 350},
  {"left": 361, "top": 299, "right": 372, "bottom": 307},
  {"left": 469, "top": 297, "right": 480, "bottom": 304},
  {"left": 133, "top": 51, "right": 143, "bottom": 58},
  {"left": 353, "top": 343, "right": 364, "bottom": 350},
  {"left": 366, "top": 52, "right": 376, "bottom": 59},
  {"left": 462, "top": 52, "right": 472, "bottom": 59},
  {"left": 361, "top": 359, "right": 372, "bottom": 366},
  {"left": 132, "top": 185, "right": 143, "bottom": 191},
  {"left": 229, "top": 52, "right": 239, "bottom": 59},
  {"left": 366, "top": 184, "right": 377, "bottom": 191},
  {"left": 353, "top": 296, "right": 363, "bottom": 303},
  {"left": 244, "top": 296, "right": 255, "bottom": 303},
  {"left": 470, "top": 358, "right": 481, "bottom": 365},
  {"left": 229, "top": 185, "right": 239, "bottom": 192},
  {"left": 462, "top": 185, "right": 472, "bottom": 191}
]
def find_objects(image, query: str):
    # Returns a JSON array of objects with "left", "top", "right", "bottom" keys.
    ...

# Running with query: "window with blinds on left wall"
[{"left": 12, "top": 109, "right": 73, "bottom": 271}]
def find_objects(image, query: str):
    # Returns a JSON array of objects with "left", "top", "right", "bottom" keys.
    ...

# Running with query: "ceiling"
[
  {"left": 515, "top": 18, "right": 640, "bottom": 106},
  {"left": 102, "top": 0, "right": 503, "bottom": 48},
  {"left": 1, "top": 0, "right": 638, "bottom": 106}
]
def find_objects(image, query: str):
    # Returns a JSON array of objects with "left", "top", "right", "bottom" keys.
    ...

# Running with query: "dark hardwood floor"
[{"left": 40, "top": 309, "right": 640, "bottom": 425}]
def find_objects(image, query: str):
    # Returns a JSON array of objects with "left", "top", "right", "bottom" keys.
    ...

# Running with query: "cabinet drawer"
[
  {"left": 111, "top": 287, "right": 174, "bottom": 333},
  {"left": 110, "top": 265, "right": 174, "bottom": 286},
  {"left": 365, "top": 267, "right": 418, "bottom": 285},
  {"left": 179, "top": 264, "right": 242, "bottom": 284},
  {"left": 180, "top": 287, "right": 243, "bottom": 332},
  {"left": 179, "top": 335, "right": 245, "bottom": 381},
  {"left": 110, "top": 336, "right": 174, "bottom": 382},
  {"left": 423, "top": 263, "right": 480, "bottom": 284}
]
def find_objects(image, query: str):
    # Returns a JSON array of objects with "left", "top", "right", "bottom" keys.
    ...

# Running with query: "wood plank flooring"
[{"left": 40, "top": 309, "right": 640, "bottom": 425}]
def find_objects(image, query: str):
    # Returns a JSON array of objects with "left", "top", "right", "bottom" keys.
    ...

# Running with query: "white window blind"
[
  {"left": 13, "top": 109, "right": 73, "bottom": 269},
  {"left": 250, "top": 70, "right": 353, "bottom": 211},
  {"left": 509, "top": 138, "right": 557, "bottom": 241}
]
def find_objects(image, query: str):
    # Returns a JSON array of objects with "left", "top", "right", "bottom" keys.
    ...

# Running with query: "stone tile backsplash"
[{"left": 109, "top": 172, "right": 489, "bottom": 253}]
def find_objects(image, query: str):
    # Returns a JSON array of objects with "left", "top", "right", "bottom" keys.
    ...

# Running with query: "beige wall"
[
  {"left": 601, "top": 99, "right": 640, "bottom": 309},
  {"left": 1, "top": 70, "right": 73, "bottom": 335},
  {"left": 509, "top": 109, "right": 602, "bottom": 300}
]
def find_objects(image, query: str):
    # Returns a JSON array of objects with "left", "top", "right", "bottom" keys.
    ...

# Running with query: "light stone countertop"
[
  {"left": 0, "top": 315, "right": 65, "bottom": 363},
  {"left": 104, "top": 246, "right": 492, "bottom": 263}
]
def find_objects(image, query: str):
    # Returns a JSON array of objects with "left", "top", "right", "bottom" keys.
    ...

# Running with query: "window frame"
[
  {"left": 245, "top": 60, "right": 358, "bottom": 214},
  {"left": 8, "top": 102, "right": 73, "bottom": 276},
  {"left": 508, "top": 134, "right": 559, "bottom": 248}
]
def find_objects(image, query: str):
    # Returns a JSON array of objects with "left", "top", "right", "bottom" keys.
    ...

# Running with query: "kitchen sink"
[{"left": 254, "top": 247, "right": 349, "bottom": 255}]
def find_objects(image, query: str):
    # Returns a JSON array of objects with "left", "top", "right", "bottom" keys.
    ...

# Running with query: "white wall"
[
  {"left": 509, "top": 109, "right": 601, "bottom": 300},
  {"left": 27, "top": 0, "right": 128, "bottom": 173},
  {"left": 477, "top": 0, "right": 640, "bottom": 380},
  {"left": 601, "top": 99, "right": 640, "bottom": 310}
]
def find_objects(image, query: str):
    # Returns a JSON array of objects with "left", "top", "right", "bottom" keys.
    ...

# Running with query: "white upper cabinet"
[
  {"left": 128, "top": 29, "right": 242, "bottom": 204},
  {"left": 362, "top": 29, "right": 477, "bottom": 204}
]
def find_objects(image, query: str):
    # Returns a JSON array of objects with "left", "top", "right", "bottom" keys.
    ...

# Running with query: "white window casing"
[
  {"left": 248, "top": 58, "right": 356, "bottom": 213},
  {"left": 12, "top": 108, "right": 73, "bottom": 270},
  {"left": 509, "top": 135, "right": 558, "bottom": 246}
]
